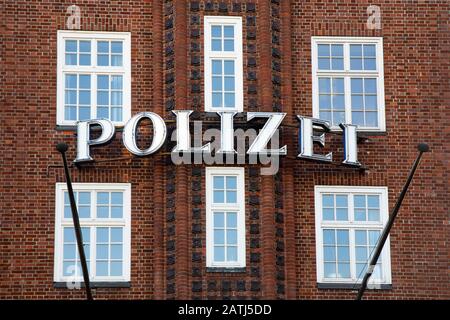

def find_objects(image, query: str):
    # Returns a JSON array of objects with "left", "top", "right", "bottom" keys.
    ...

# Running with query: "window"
[
  {"left": 206, "top": 167, "right": 245, "bottom": 268},
  {"left": 315, "top": 186, "right": 391, "bottom": 286},
  {"left": 57, "top": 31, "right": 131, "bottom": 125},
  {"left": 311, "top": 37, "right": 385, "bottom": 131},
  {"left": 54, "top": 183, "right": 131, "bottom": 283},
  {"left": 204, "top": 16, "right": 243, "bottom": 112}
]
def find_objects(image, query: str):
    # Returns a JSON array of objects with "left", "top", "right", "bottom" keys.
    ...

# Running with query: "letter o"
[{"left": 123, "top": 112, "right": 167, "bottom": 156}]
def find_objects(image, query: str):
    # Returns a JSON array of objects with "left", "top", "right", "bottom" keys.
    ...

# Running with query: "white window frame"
[
  {"left": 57, "top": 31, "right": 131, "bottom": 126},
  {"left": 206, "top": 167, "right": 246, "bottom": 268},
  {"left": 204, "top": 16, "right": 243, "bottom": 112},
  {"left": 54, "top": 183, "right": 131, "bottom": 283},
  {"left": 311, "top": 37, "right": 385, "bottom": 132},
  {"left": 315, "top": 186, "right": 392, "bottom": 286}
]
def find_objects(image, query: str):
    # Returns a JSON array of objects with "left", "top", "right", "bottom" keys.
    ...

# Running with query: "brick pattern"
[{"left": 0, "top": 0, "right": 448, "bottom": 300}]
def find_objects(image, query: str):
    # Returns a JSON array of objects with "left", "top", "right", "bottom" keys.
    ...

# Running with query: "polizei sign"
[{"left": 75, "top": 111, "right": 361, "bottom": 168}]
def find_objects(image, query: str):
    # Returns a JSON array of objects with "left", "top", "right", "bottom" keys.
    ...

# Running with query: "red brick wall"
[{"left": 0, "top": 0, "right": 448, "bottom": 299}]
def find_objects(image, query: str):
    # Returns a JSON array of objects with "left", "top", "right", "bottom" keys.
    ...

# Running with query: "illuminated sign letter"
[
  {"left": 217, "top": 112, "right": 237, "bottom": 154},
  {"left": 247, "top": 112, "right": 287, "bottom": 155},
  {"left": 122, "top": 112, "right": 167, "bottom": 156},
  {"left": 297, "top": 116, "right": 332, "bottom": 162},
  {"left": 75, "top": 119, "right": 115, "bottom": 163},
  {"left": 172, "top": 110, "right": 211, "bottom": 153},
  {"left": 340, "top": 123, "right": 361, "bottom": 167}
]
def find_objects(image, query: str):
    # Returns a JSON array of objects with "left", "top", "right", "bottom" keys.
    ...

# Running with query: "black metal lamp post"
[
  {"left": 356, "top": 143, "right": 430, "bottom": 300},
  {"left": 56, "top": 142, "right": 93, "bottom": 300}
]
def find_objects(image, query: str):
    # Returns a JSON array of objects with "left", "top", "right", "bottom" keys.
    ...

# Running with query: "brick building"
[{"left": 1, "top": 0, "right": 448, "bottom": 300}]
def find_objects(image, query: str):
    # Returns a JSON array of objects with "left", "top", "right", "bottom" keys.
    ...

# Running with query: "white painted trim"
[
  {"left": 311, "top": 37, "right": 385, "bottom": 132},
  {"left": 314, "top": 185, "right": 392, "bottom": 285},
  {"left": 54, "top": 183, "right": 131, "bottom": 283},
  {"left": 56, "top": 30, "right": 131, "bottom": 126},
  {"left": 205, "top": 167, "right": 246, "bottom": 268},
  {"left": 204, "top": 16, "right": 243, "bottom": 112}
]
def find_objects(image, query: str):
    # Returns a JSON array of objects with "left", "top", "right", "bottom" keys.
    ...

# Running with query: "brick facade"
[{"left": 1, "top": 0, "right": 448, "bottom": 299}]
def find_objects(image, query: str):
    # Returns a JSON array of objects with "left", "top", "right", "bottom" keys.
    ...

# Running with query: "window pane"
[
  {"left": 65, "top": 75, "right": 77, "bottom": 88},
  {"left": 224, "top": 93, "right": 235, "bottom": 107},
  {"left": 63, "top": 244, "right": 76, "bottom": 260},
  {"left": 331, "top": 58, "right": 343, "bottom": 70},
  {"left": 97, "top": 206, "right": 109, "bottom": 218},
  {"left": 337, "top": 247, "right": 350, "bottom": 262},
  {"left": 79, "top": 107, "right": 90, "bottom": 120},
  {"left": 350, "top": 44, "right": 362, "bottom": 57},
  {"left": 317, "top": 44, "right": 329, "bottom": 57},
  {"left": 226, "top": 176, "right": 237, "bottom": 189},
  {"left": 64, "top": 227, "right": 75, "bottom": 242},
  {"left": 96, "top": 261, "right": 108, "bottom": 276},
  {"left": 65, "top": 90, "right": 77, "bottom": 104},
  {"left": 352, "top": 111, "right": 364, "bottom": 126},
  {"left": 369, "top": 231, "right": 380, "bottom": 246},
  {"left": 213, "top": 176, "right": 224, "bottom": 189},
  {"left": 365, "top": 112, "right": 378, "bottom": 127},
  {"left": 332, "top": 78, "right": 344, "bottom": 93},
  {"left": 212, "top": 93, "right": 222, "bottom": 108},
  {"left": 226, "top": 191, "right": 237, "bottom": 203},
  {"left": 323, "top": 208, "right": 334, "bottom": 221},
  {"left": 98, "top": 41, "right": 109, "bottom": 53},
  {"left": 364, "top": 58, "right": 376, "bottom": 70},
  {"left": 350, "top": 58, "right": 363, "bottom": 70},
  {"left": 224, "top": 39, "right": 234, "bottom": 51},
  {"left": 111, "top": 192, "right": 123, "bottom": 205},
  {"left": 368, "top": 195, "right": 380, "bottom": 208},
  {"left": 319, "top": 78, "right": 331, "bottom": 93},
  {"left": 333, "top": 95, "right": 345, "bottom": 110},
  {"left": 335, "top": 195, "right": 347, "bottom": 207},
  {"left": 223, "top": 26, "right": 234, "bottom": 38},
  {"left": 319, "top": 95, "right": 331, "bottom": 109},
  {"left": 97, "top": 244, "right": 108, "bottom": 259},
  {"left": 111, "top": 55, "right": 123, "bottom": 66},
  {"left": 65, "top": 40, "right": 77, "bottom": 52},
  {"left": 354, "top": 195, "right": 366, "bottom": 208},
  {"left": 79, "top": 75, "right": 91, "bottom": 89},
  {"left": 323, "top": 246, "right": 336, "bottom": 261},
  {"left": 213, "top": 190, "right": 224, "bottom": 203},
  {"left": 336, "top": 208, "right": 348, "bottom": 221},
  {"left": 65, "top": 106, "right": 77, "bottom": 120},
  {"left": 331, "top": 44, "right": 343, "bottom": 57},
  {"left": 111, "top": 41, "right": 123, "bottom": 54},
  {"left": 323, "top": 230, "right": 335, "bottom": 245},
  {"left": 214, "top": 246, "right": 225, "bottom": 261},
  {"left": 356, "top": 247, "right": 367, "bottom": 261},
  {"left": 368, "top": 209, "right": 380, "bottom": 221},
  {"left": 97, "top": 54, "right": 109, "bottom": 66},
  {"left": 111, "top": 228, "right": 123, "bottom": 242},
  {"left": 337, "top": 263, "right": 350, "bottom": 278},
  {"left": 111, "top": 76, "right": 123, "bottom": 89},
  {"left": 214, "top": 212, "right": 224, "bottom": 228},
  {"left": 65, "top": 54, "right": 77, "bottom": 65},
  {"left": 79, "top": 91, "right": 90, "bottom": 105},
  {"left": 227, "top": 247, "right": 237, "bottom": 261},
  {"left": 365, "top": 96, "right": 377, "bottom": 110},
  {"left": 79, "top": 54, "right": 90, "bottom": 66},
  {"left": 110, "top": 261, "right": 122, "bottom": 276},
  {"left": 97, "top": 75, "right": 109, "bottom": 90},
  {"left": 351, "top": 79, "right": 363, "bottom": 94},
  {"left": 322, "top": 194, "right": 334, "bottom": 207},
  {"left": 336, "top": 230, "right": 349, "bottom": 245},
  {"left": 224, "top": 61, "right": 234, "bottom": 75},
  {"left": 224, "top": 77, "right": 235, "bottom": 91},
  {"left": 78, "top": 206, "right": 90, "bottom": 218},
  {"left": 111, "top": 206, "right": 123, "bottom": 218},
  {"left": 355, "top": 230, "right": 367, "bottom": 245},
  {"left": 351, "top": 95, "right": 364, "bottom": 110},
  {"left": 324, "top": 263, "right": 336, "bottom": 278},
  {"left": 111, "top": 92, "right": 122, "bottom": 106},
  {"left": 97, "top": 91, "right": 109, "bottom": 106},
  {"left": 111, "top": 244, "right": 122, "bottom": 259},
  {"left": 212, "top": 76, "right": 222, "bottom": 91},
  {"left": 97, "top": 192, "right": 109, "bottom": 205},
  {"left": 227, "top": 230, "right": 237, "bottom": 245},
  {"left": 318, "top": 58, "right": 330, "bottom": 70},
  {"left": 211, "top": 26, "right": 221, "bottom": 37},
  {"left": 354, "top": 209, "right": 366, "bottom": 221},
  {"left": 97, "top": 228, "right": 109, "bottom": 243},
  {"left": 211, "top": 39, "right": 222, "bottom": 51},
  {"left": 364, "top": 44, "right": 376, "bottom": 57},
  {"left": 226, "top": 212, "right": 237, "bottom": 228}
]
